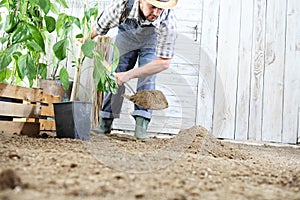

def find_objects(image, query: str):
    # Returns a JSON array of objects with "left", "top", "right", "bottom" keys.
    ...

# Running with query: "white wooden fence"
[
  {"left": 195, "top": 0, "right": 300, "bottom": 144},
  {"left": 1, "top": 0, "right": 299, "bottom": 144},
  {"left": 112, "top": 0, "right": 300, "bottom": 144}
]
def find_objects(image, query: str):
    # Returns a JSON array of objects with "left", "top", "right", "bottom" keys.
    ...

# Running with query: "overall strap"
[{"left": 119, "top": 0, "right": 135, "bottom": 23}]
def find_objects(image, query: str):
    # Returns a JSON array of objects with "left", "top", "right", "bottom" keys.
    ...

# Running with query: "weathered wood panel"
[
  {"left": 248, "top": 0, "right": 266, "bottom": 141},
  {"left": 197, "top": 0, "right": 220, "bottom": 132},
  {"left": 0, "top": 83, "right": 43, "bottom": 102},
  {"left": 0, "top": 101, "right": 41, "bottom": 118},
  {"left": 213, "top": 0, "right": 241, "bottom": 139},
  {"left": 234, "top": 0, "right": 254, "bottom": 140},
  {"left": 0, "top": 121, "right": 39, "bottom": 137},
  {"left": 282, "top": 0, "right": 300, "bottom": 144},
  {"left": 262, "top": 0, "right": 286, "bottom": 142}
]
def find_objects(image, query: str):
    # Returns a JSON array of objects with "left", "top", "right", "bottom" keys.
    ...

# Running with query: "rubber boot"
[
  {"left": 91, "top": 118, "right": 113, "bottom": 134},
  {"left": 134, "top": 116, "right": 150, "bottom": 140}
]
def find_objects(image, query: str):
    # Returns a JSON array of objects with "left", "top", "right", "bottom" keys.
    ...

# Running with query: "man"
[{"left": 88, "top": 0, "right": 178, "bottom": 139}]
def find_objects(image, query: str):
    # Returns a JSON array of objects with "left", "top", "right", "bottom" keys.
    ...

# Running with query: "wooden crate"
[
  {"left": 0, "top": 83, "right": 60, "bottom": 136},
  {"left": 24, "top": 93, "right": 60, "bottom": 131}
]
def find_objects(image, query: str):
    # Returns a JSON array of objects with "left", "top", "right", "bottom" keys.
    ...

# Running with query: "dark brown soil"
[
  {"left": 0, "top": 126, "right": 299, "bottom": 200},
  {"left": 124, "top": 90, "right": 168, "bottom": 110}
]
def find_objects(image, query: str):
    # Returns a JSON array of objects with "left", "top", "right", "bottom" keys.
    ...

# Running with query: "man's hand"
[{"left": 114, "top": 71, "right": 131, "bottom": 86}]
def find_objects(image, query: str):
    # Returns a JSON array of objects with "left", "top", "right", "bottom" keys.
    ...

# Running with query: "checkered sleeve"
[
  {"left": 93, "top": 0, "right": 127, "bottom": 35},
  {"left": 156, "top": 9, "right": 177, "bottom": 59}
]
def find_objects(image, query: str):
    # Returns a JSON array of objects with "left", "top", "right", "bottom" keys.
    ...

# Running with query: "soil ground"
[{"left": 0, "top": 126, "right": 300, "bottom": 200}]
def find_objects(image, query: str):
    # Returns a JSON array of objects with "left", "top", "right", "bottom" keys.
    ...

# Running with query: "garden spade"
[{"left": 102, "top": 60, "right": 168, "bottom": 110}]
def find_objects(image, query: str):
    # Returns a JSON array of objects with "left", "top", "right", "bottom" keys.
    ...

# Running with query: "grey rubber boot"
[
  {"left": 134, "top": 116, "right": 150, "bottom": 140},
  {"left": 91, "top": 118, "right": 113, "bottom": 134}
]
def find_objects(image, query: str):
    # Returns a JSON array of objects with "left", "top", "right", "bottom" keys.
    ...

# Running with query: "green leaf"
[
  {"left": 7, "top": 43, "right": 20, "bottom": 56},
  {"left": 4, "top": 14, "right": 18, "bottom": 33},
  {"left": 56, "top": 13, "right": 73, "bottom": 38},
  {"left": 59, "top": 67, "right": 69, "bottom": 90},
  {"left": 0, "top": 69, "right": 6, "bottom": 82},
  {"left": 28, "top": 0, "right": 50, "bottom": 14},
  {"left": 84, "top": 7, "right": 98, "bottom": 22},
  {"left": 55, "top": 0, "right": 68, "bottom": 8},
  {"left": 50, "top": 2, "right": 59, "bottom": 14},
  {"left": 11, "top": 23, "right": 32, "bottom": 44},
  {"left": 0, "top": 0, "right": 8, "bottom": 7},
  {"left": 28, "top": 24, "right": 45, "bottom": 53},
  {"left": 70, "top": 16, "right": 81, "bottom": 29},
  {"left": 0, "top": 35, "right": 9, "bottom": 44},
  {"left": 16, "top": 54, "right": 27, "bottom": 80},
  {"left": 110, "top": 42, "right": 120, "bottom": 72},
  {"left": 17, "top": 54, "right": 35, "bottom": 82},
  {"left": 97, "top": 78, "right": 106, "bottom": 92},
  {"left": 76, "top": 34, "right": 83, "bottom": 39},
  {"left": 53, "top": 39, "right": 68, "bottom": 60},
  {"left": 25, "top": 40, "right": 44, "bottom": 53},
  {"left": 0, "top": 68, "right": 13, "bottom": 83},
  {"left": 93, "top": 50, "right": 105, "bottom": 91},
  {"left": 38, "top": 63, "right": 47, "bottom": 79},
  {"left": 10, "top": 22, "right": 45, "bottom": 53},
  {"left": 11, "top": 51, "right": 22, "bottom": 61},
  {"left": 44, "top": 16, "right": 56, "bottom": 33},
  {"left": 26, "top": 56, "right": 36, "bottom": 82},
  {"left": 106, "top": 74, "right": 118, "bottom": 94},
  {"left": 81, "top": 39, "right": 95, "bottom": 58},
  {"left": 0, "top": 50, "right": 12, "bottom": 70}
]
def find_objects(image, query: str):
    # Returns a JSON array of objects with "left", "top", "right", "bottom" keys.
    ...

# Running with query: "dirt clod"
[
  {"left": 0, "top": 169, "right": 22, "bottom": 190},
  {"left": 123, "top": 90, "right": 168, "bottom": 110}
]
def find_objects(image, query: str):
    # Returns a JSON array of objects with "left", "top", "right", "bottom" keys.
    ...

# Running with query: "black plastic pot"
[{"left": 53, "top": 101, "right": 92, "bottom": 140}]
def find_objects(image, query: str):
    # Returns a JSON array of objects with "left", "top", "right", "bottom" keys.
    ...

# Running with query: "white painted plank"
[
  {"left": 164, "top": 64, "right": 199, "bottom": 76},
  {"left": 156, "top": 74, "right": 198, "bottom": 87},
  {"left": 248, "top": 0, "right": 267, "bottom": 141},
  {"left": 235, "top": 0, "right": 254, "bottom": 140},
  {"left": 262, "top": 0, "right": 286, "bottom": 142},
  {"left": 282, "top": 0, "right": 300, "bottom": 144},
  {"left": 197, "top": 0, "right": 220, "bottom": 132},
  {"left": 298, "top": 107, "right": 300, "bottom": 144},
  {"left": 213, "top": 0, "right": 241, "bottom": 139},
  {"left": 113, "top": 114, "right": 195, "bottom": 134},
  {"left": 174, "top": 34, "right": 201, "bottom": 65}
]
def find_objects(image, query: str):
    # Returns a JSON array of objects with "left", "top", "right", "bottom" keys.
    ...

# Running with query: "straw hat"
[{"left": 145, "top": 0, "right": 178, "bottom": 9}]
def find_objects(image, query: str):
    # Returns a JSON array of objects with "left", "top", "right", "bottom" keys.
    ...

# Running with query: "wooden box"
[{"left": 0, "top": 83, "right": 60, "bottom": 137}]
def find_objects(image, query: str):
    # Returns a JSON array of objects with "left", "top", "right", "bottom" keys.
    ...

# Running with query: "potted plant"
[
  {"left": 52, "top": 0, "right": 119, "bottom": 140},
  {"left": 0, "top": 0, "right": 69, "bottom": 87},
  {"left": 38, "top": 11, "right": 82, "bottom": 101}
]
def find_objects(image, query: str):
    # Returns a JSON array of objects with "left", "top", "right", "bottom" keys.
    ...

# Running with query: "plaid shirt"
[{"left": 94, "top": 0, "right": 177, "bottom": 58}]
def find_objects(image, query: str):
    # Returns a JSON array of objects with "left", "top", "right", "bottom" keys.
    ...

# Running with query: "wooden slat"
[
  {"left": 113, "top": 115, "right": 194, "bottom": 135},
  {"left": 0, "top": 83, "right": 43, "bottom": 102},
  {"left": 39, "top": 119, "right": 56, "bottom": 130},
  {"left": 0, "top": 121, "right": 39, "bottom": 137},
  {"left": 40, "top": 93, "right": 60, "bottom": 124},
  {"left": 212, "top": 0, "right": 241, "bottom": 139},
  {"left": 0, "top": 101, "right": 41, "bottom": 118},
  {"left": 197, "top": 0, "right": 220, "bottom": 132},
  {"left": 248, "top": 0, "right": 266, "bottom": 141},
  {"left": 282, "top": 0, "right": 300, "bottom": 144},
  {"left": 26, "top": 118, "right": 56, "bottom": 131},
  {"left": 42, "top": 93, "right": 60, "bottom": 104},
  {"left": 235, "top": 0, "right": 254, "bottom": 140},
  {"left": 41, "top": 105, "right": 55, "bottom": 117},
  {"left": 262, "top": 0, "right": 286, "bottom": 142}
]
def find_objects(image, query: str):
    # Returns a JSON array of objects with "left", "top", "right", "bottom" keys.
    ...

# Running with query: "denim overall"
[{"left": 100, "top": 5, "right": 157, "bottom": 120}]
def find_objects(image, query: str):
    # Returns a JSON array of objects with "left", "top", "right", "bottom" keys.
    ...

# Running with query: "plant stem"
[{"left": 70, "top": 0, "right": 88, "bottom": 101}]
